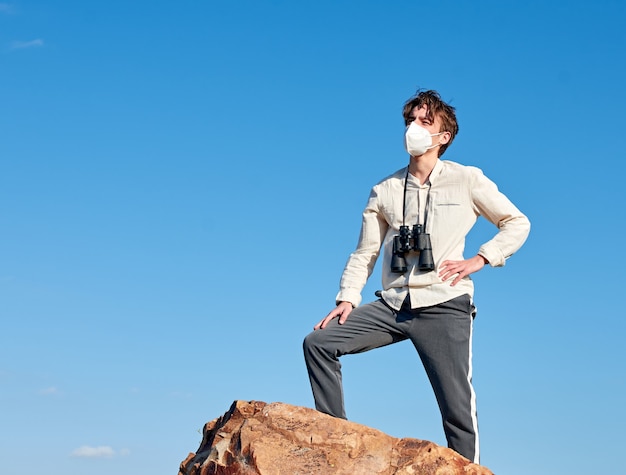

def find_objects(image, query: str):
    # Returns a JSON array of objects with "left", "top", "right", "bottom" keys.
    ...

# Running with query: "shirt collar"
[
  {"left": 429, "top": 159, "right": 444, "bottom": 185},
  {"left": 406, "top": 159, "right": 444, "bottom": 186}
]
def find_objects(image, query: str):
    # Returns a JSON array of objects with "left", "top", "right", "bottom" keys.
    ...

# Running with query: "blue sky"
[{"left": 1, "top": 1, "right": 625, "bottom": 474}]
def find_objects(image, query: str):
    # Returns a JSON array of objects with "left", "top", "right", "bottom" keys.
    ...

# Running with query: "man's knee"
[
  {"left": 302, "top": 330, "right": 319, "bottom": 356},
  {"left": 303, "top": 329, "right": 332, "bottom": 360}
]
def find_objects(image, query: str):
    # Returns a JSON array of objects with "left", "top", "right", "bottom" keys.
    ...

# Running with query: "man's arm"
[
  {"left": 313, "top": 187, "right": 388, "bottom": 330},
  {"left": 334, "top": 187, "right": 389, "bottom": 307},
  {"left": 470, "top": 168, "right": 531, "bottom": 267},
  {"left": 439, "top": 169, "right": 530, "bottom": 286}
]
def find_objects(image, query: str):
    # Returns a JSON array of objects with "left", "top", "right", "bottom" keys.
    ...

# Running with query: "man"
[{"left": 303, "top": 89, "right": 530, "bottom": 463}]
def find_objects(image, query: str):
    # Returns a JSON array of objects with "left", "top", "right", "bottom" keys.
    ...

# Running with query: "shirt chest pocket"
[{"left": 429, "top": 186, "right": 471, "bottom": 224}]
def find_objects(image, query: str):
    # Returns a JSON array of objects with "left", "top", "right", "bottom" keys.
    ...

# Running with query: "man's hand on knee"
[{"left": 314, "top": 301, "right": 354, "bottom": 330}]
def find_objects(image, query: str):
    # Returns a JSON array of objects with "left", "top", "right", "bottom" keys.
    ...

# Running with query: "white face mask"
[{"left": 404, "top": 122, "right": 444, "bottom": 157}]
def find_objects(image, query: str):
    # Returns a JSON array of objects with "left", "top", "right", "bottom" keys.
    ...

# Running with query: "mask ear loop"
[{"left": 425, "top": 132, "right": 444, "bottom": 152}]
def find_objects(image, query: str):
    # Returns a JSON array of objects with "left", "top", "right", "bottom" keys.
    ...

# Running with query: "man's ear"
[{"left": 439, "top": 131, "right": 451, "bottom": 145}]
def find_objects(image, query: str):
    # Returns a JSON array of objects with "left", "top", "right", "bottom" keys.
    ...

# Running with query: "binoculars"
[{"left": 391, "top": 224, "right": 434, "bottom": 273}]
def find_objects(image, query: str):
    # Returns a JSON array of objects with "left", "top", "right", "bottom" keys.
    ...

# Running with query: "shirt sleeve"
[
  {"left": 335, "top": 186, "right": 389, "bottom": 307},
  {"left": 470, "top": 168, "right": 531, "bottom": 267}
]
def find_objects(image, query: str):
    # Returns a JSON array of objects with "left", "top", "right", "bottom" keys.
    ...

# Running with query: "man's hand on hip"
[{"left": 439, "top": 254, "right": 488, "bottom": 286}]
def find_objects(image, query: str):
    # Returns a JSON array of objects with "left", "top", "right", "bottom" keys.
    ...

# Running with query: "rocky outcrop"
[{"left": 179, "top": 400, "right": 494, "bottom": 475}]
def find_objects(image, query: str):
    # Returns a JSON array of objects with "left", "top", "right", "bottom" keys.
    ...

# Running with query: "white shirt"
[{"left": 335, "top": 159, "right": 531, "bottom": 311}]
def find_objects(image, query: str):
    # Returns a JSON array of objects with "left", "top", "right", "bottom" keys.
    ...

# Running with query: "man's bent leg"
[
  {"left": 408, "top": 294, "right": 480, "bottom": 463},
  {"left": 302, "top": 299, "right": 405, "bottom": 419}
]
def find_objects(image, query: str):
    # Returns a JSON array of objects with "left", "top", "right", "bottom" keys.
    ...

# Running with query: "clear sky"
[{"left": 1, "top": 1, "right": 625, "bottom": 474}]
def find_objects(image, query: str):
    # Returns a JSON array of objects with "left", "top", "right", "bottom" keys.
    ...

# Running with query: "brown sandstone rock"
[{"left": 179, "top": 400, "right": 494, "bottom": 475}]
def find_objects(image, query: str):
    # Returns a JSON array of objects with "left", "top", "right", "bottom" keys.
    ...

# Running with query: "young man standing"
[{"left": 303, "top": 89, "right": 530, "bottom": 463}]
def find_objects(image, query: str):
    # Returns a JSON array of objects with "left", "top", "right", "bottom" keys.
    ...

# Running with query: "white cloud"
[
  {"left": 70, "top": 446, "right": 131, "bottom": 458},
  {"left": 70, "top": 446, "right": 115, "bottom": 458},
  {"left": 10, "top": 39, "right": 44, "bottom": 50},
  {"left": 40, "top": 386, "right": 60, "bottom": 395}
]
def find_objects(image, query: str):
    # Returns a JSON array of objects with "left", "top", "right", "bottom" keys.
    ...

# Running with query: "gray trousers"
[{"left": 302, "top": 294, "right": 479, "bottom": 463}]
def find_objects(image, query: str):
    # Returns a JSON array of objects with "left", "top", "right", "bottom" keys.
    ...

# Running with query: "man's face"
[
  {"left": 405, "top": 105, "right": 451, "bottom": 151},
  {"left": 405, "top": 105, "right": 443, "bottom": 135}
]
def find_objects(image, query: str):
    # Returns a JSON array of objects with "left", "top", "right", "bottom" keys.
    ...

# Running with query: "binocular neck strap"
[{"left": 402, "top": 168, "right": 431, "bottom": 229}]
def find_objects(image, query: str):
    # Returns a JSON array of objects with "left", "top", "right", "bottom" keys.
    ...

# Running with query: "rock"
[{"left": 179, "top": 400, "right": 494, "bottom": 475}]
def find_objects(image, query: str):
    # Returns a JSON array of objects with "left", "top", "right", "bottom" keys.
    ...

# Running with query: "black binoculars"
[{"left": 391, "top": 224, "right": 434, "bottom": 273}]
